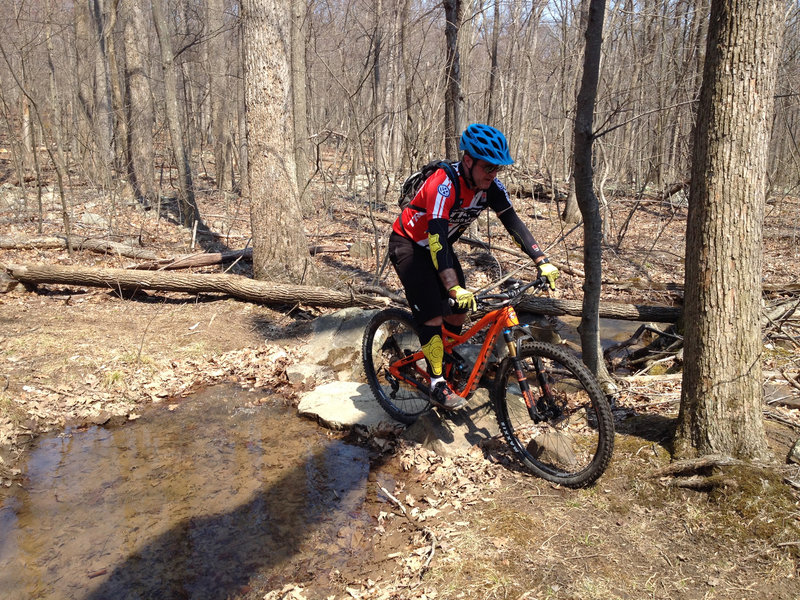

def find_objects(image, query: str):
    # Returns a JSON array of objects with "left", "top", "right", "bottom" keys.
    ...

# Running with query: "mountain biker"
[{"left": 388, "top": 123, "right": 560, "bottom": 411}]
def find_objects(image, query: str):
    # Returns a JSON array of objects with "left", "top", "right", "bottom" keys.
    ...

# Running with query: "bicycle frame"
[{"left": 387, "top": 303, "right": 526, "bottom": 400}]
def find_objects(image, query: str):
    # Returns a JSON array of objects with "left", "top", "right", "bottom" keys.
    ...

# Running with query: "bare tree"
[
  {"left": 573, "top": 0, "right": 613, "bottom": 391},
  {"left": 1, "top": 0, "right": 798, "bottom": 263},
  {"left": 485, "top": 0, "right": 500, "bottom": 125},
  {"left": 443, "top": 0, "right": 465, "bottom": 156},
  {"left": 372, "top": 0, "right": 386, "bottom": 208},
  {"left": 242, "top": 0, "right": 313, "bottom": 283},
  {"left": 88, "top": 0, "right": 115, "bottom": 182},
  {"left": 208, "top": 0, "right": 235, "bottom": 193},
  {"left": 675, "top": 0, "right": 785, "bottom": 461},
  {"left": 121, "top": 0, "right": 156, "bottom": 206},
  {"left": 152, "top": 0, "right": 199, "bottom": 227},
  {"left": 291, "top": 0, "right": 311, "bottom": 210}
]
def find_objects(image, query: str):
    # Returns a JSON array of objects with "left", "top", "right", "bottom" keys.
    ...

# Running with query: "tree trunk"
[
  {"left": 242, "top": 0, "right": 313, "bottom": 283},
  {"left": 103, "top": 0, "right": 126, "bottom": 188},
  {"left": 561, "top": 176, "right": 582, "bottom": 224},
  {"left": 291, "top": 0, "right": 311, "bottom": 211},
  {"left": 372, "top": 0, "right": 386, "bottom": 210},
  {"left": 121, "top": 0, "right": 157, "bottom": 206},
  {"left": 0, "top": 235, "right": 158, "bottom": 260},
  {"left": 1, "top": 261, "right": 682, "bottom": 321},
  {"left": 675, "top": 0, "right": 784, "bottom": 461},
  {"left": 152, "top": 0, "right": 199, "bottom": 227},
  {"left": 89, "top": 0, "right": 115, "bottom": 182},
  {"left": 443, "top": 0, "right": 465, "bottom": 157},
  {"left": 572, "top": 0, "right": 612, "bottom": 391},
  {"left": 209, "top": 0, "right": 234, "bottom": 193}
]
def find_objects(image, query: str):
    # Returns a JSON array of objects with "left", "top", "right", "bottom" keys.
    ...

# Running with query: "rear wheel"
[
  {"left": 362, "top": 309, "right": 431, "bottom": 424},
  {"left": 493, "top": 341, "right": 614, "bottom": 487}
]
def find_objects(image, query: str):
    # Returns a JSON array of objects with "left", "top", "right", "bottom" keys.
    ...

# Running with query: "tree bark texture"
[
  {"left": 242, "top": 0, "right": 311, "bottom": 283},
  {"left": 443, "top": 0, "right": 465, "bottom": 157},
  {"left": 676, "top": 0, "right": 784, "bottom": 461},
  {"left": 121, "top": 0, "right": 156, "bottom": 205},
  {"left": 152, "top": 0, "right": 198, "bottom": 227},
  {"left": 572, "top": 0, "right": 612, "bottom": 387}
]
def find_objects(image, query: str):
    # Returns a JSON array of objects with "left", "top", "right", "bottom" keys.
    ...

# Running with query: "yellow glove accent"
[
  {"left": 428, "top": 233, "right": 443, "bottom": 270},
  {"left": 421, "top": 334, "right": 444, "bottom": 377},
  {"left": 538, "top": 261, "right": 560, "bottom": 290},
  {"left": 449, "top": 285, "right": 477, "bottom": 312}
]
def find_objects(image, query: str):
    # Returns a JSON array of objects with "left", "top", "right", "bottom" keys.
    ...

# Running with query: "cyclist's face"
[{"left": 467, "top": 156, "right": 503, "bottom": 190}]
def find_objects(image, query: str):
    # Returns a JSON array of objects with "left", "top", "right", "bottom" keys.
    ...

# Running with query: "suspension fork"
[{"left": 501, "top": 304, "right": 546, "bottom": 422}]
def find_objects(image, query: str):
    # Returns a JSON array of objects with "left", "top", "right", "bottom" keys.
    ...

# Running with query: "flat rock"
[{"left": 298, "top": 381, "right": 403, "bottom": 430}]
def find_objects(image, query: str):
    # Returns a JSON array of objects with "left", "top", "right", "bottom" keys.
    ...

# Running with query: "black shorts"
[{"left": 388, "top": 231, "right": 466, "bottom": 325}]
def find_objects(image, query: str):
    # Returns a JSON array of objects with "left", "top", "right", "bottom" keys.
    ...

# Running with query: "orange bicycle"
[{"left": 362, "top": 278, "right": 614, "bottom": 487}]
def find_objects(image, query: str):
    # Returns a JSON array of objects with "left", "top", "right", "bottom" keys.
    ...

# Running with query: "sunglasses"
[{"left": 476, "top": 160, "right": 504, "bottom": 175}]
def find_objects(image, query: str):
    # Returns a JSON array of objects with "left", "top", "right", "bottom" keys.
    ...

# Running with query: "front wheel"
[
  {"left": 493, "top": 341, "right": 614, "bottom": 487},
  {"left": 362, "top": 308, "right": 431, "bottom": 424}
]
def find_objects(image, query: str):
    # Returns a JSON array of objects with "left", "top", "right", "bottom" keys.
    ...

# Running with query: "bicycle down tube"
[{"left": 388, "top": 304, "right": 519, "bottom": 400}]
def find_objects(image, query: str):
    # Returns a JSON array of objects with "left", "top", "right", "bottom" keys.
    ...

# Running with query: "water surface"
[{"left": 0, "top": 385, "right": 371, "bottom": 600}]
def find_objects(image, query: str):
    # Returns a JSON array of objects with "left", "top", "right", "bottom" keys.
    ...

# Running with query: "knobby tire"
[
  {"left": 493, "top": 340, "right": 614, "bottom": 487},
  {"left": 362, "top": 308, "right": 431, "bottom": 424}
]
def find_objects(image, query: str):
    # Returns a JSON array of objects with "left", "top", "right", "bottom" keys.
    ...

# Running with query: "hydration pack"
[{"left": 398, "top": 160, "right": 461, "bottom": 211}]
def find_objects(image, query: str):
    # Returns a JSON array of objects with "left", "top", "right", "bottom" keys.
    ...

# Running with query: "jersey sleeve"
[
  {"left": 486, "top": 179, "right": 514, "bottom": 213},
  {"left": 489, "top": 179, "right": 545, "bottom": 261}
]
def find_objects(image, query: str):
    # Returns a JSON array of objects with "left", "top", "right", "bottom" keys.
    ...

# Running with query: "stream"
[{"left": 0, "top": 385, "right": 377, "bottom": 600}]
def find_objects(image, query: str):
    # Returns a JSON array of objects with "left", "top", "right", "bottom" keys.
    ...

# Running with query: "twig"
[
  {"left": 379, "top": 484, "right": 411, "bottom": 519},
  {"left": 782, "top": 478, "right": 800, "bottom": 491},
  {"left": 632, "top": 353, "right": 679, "bottom": 376},
  {"left": 780, "top": 370, "right": 800, "bottom": 392},
  {"left": 379, "top": 485, "right": 437, "bottom": 577},
  {"left": 764, "top": 409, "right": 800, "bottom": 430}
]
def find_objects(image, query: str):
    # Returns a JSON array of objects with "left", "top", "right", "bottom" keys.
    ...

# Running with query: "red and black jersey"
[{"left": 392, "top": 162, "right": 513, "bottom": 246}]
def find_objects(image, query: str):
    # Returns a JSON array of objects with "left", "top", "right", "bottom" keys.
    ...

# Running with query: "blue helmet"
[{"left": 459, "top": 123, "right": 514, "bottom": 166}]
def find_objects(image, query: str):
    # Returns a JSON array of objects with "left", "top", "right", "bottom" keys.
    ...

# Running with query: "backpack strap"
[{"left": 439, "top": 161, "right": 461, "bottom": 211}]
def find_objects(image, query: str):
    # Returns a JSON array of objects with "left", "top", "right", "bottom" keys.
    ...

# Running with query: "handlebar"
[{"left": 474, "top": 276, "right": 550, "bottom": 309}]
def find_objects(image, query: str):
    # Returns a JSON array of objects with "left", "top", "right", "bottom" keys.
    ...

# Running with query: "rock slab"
[{"left": 297, "top": 381, "right": 403, "bottom": 430}]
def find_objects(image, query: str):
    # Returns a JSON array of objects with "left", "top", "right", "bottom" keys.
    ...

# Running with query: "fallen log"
[
  {"left": 4, "top": 261, "right": 684, "bottom": 320},
  {"left": 131, "top": 248, "right": 254, "bottom": 270},
  {"left": 3, "top": 263, "right": 384, "bottom": 308},
  {"left": 0, "top": 234, "right": 158, "bottom": 260},
  {"left": 131, "top": 244, "right": 350, "bottom": 270},
  {"left": 517, "top": 296, "right": 682, "bottom": 323}
]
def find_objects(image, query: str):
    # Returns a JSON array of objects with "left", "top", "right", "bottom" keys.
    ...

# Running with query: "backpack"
[{"left": 398, "top": 160, "right": 461, "bottom": 211}]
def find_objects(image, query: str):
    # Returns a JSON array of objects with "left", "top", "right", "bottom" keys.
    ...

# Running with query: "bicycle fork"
[{"left": 502, "top": 326, "right": 551, "bottom": 423}]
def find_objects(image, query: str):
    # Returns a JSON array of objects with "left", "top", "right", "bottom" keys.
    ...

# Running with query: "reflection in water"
[
  {"left": 0, "top": 385, "right": 370, "bottom": 600},
  {"left": 557, "top": 316, "right": 652, "bottom": 351}
]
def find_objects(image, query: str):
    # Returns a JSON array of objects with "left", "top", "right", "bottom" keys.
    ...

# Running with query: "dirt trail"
[{"left": 2, "top": 191, "right": 800, "bottom": 598}]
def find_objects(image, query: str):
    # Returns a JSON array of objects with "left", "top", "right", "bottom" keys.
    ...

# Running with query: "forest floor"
[{"left": 1, "top": 179, "right": 800, "bottom": 599}]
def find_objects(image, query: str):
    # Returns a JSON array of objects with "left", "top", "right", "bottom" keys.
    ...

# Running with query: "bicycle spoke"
[
  {"left": 494, "top": 341, "right": 614, "bottom": 487},
  {"left": 362, "top": 309, "right": 431, "bottom": 424}
]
